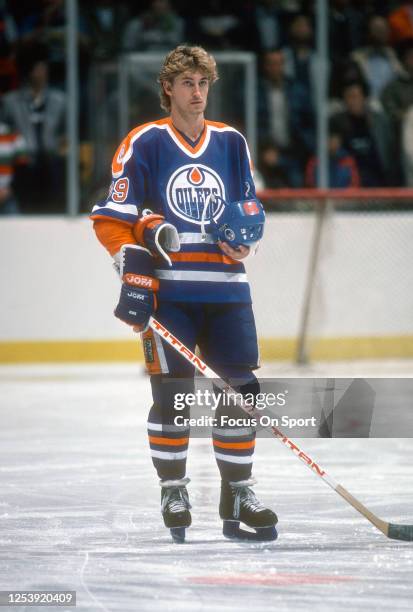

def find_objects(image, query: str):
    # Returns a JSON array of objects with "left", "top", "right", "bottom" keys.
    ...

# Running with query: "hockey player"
[{"left": 91, "top": 45, "right": 277, "bottom": 543}]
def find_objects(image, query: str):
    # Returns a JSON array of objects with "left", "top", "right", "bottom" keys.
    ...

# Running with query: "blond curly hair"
[{"left": 158, "top": 45, "right": 219, "bottom": 112}]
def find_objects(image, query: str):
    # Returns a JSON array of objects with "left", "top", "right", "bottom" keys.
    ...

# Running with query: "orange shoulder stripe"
[
  {"left": 112, "top": 118, "right": 169, "bottom": 176},
  {"left": 206, "top": 120, "right": 253, "bottom": 171},
  {"left": 206, "top": 119, "right": 230, "bottom": 129}
]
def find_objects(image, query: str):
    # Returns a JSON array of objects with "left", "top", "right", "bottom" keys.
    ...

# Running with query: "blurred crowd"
[{"left": 2, "top": 0, "right": 413, "bottom": 214}]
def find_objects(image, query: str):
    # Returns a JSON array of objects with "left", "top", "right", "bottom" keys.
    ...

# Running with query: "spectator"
[
  {"left": 282, "top": 14, "right": 318, "bottom": 147},
  {"left": 401, "top": 105, "right": 413, "bottom": 185},
  {"left": 122, "top": 0, "right": 184, "bottom": 52},
  {"left": 2, "top": 43, "right": 66, "bottom": 212},
  {"left": 330, "top": 81, "right": 397, "bottom": 186},
  {"left": 18, "top": 0, "right": 91, "bottom": 88},
  {"left": 258, "top": 50, "right": 292, "bottom": 149},
  {"left": 305, "top": 129, "right": 360, "bottom": 188},
  {"left": 282, "top": 14, "right": 317, "bottom": 94},
  {"left": 382, "top": 38, "right": 413, "bottom": 184},
  {"left": 255, "top": 139, "right": 301, "bottom": 189},
  {"left": 381, "top": 38, "right": 413, "bottom": 125},
  {"left": 351, "top": 15, "right": 402, "bottom": 99},
  {"left": 328, "top": 0, "right": 374, "bottom": 100},
  {"left": 329, "top": 56, "right": 367, "bottom": 104},
  {"left": 388, "top": 2, "right": 413, "bottom": 44},
  {"left": 0, "top": 0, "right": 18, "bottom": 93},
  {"left": 83, "top": 0, "right": 130, "bottom": 61},
  {"left": 187, "top": 0, "right": 245, "bottom": 50},
  {"left": 329, "top": 0, "right": 366, "bottom": 62},
  {"left": 250, "top": 0, "right": 285, "bottom": 52},
  {"left": 258, "top": 48, "right": 315, "bottom": 174},
  {"left": 0, "top": 117, "right": 27, "bottom": 214},
  {"left": 17, "top": 0, "right": 90, "bottom": 137}
]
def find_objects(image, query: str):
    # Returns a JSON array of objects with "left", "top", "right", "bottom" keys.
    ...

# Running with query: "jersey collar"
[{"left": 166, "top": 118, "right": 210, "bottom": 158}]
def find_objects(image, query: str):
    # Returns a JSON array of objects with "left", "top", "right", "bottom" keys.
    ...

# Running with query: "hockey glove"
[
  {"left": 133, "top": 214, "right": 180, "bottom": 267},
  {"left": 114, "top": 245, "right": 158, "bottom": 332}
]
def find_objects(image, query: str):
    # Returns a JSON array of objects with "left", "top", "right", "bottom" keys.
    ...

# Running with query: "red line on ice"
[{"left": 187, "top": 573, "right": 356, "bottom": 586}]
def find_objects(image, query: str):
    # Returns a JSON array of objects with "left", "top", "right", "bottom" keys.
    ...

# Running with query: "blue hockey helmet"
[{"left": 204, "top": 196, "right": 265, "bottom": 247}]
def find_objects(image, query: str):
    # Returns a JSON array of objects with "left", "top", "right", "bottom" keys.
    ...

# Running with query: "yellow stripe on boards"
[
  {"left": 259, "top": 336, "right": 413, "bottom": 362},
  {"left": 0, "top": 340, "right": 144, "bottom": 363},
  {"left": 0, "top": 336, "right": 412, "bottom": 364}
]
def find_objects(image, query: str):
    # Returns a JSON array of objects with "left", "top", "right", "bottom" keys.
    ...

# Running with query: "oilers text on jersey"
[{"left": 91, "top": 118, "right": 256, "bottom": 303}]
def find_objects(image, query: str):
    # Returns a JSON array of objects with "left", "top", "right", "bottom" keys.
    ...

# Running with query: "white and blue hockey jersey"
[{"left": 91, "top": 117, "right": 257, "bottom": 303}]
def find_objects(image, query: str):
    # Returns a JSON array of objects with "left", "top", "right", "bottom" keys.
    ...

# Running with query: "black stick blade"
[{"left": 388, "top": 523, "right": 413, "bottom": 541}]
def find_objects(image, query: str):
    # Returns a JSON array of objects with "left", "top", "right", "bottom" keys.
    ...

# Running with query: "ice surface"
[{"left": 0, "top": 363, "right": 412, "bottom": 612}]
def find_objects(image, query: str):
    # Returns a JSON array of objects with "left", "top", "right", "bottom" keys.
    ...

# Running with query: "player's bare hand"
[{"left": 218, "top": 240, "right": 250, "bottom": 260}]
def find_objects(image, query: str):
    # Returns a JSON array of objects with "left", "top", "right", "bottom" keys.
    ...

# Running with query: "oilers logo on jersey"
[
  {"left": 166, "top": 164, "right": 226, "bottom": 225},
  {"left": 91, "top": 118, "right": 259, "bottom": 304}
]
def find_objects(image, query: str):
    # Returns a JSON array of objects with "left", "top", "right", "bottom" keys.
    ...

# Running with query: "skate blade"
[
  {"left": 170, "top": 527, "right": 186, "bottom": 543},
  {"left": 223, "top": 520, "right": 278, "bottom": 542}
]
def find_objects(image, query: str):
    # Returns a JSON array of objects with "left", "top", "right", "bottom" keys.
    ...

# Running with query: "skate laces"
[
  {"left": 160, "top": 477, "right": 192, "bottom": 514},
  {"left": 230, "top": 478, "right": 265, "bottom": 519}
]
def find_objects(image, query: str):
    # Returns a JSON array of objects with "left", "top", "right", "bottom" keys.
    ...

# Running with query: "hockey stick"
[{"left": 148, "top": 316, "right": 413, "bottom": 542}]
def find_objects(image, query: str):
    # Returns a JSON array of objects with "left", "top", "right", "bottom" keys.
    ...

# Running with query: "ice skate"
[
  {"left": 219, "top": 478, "right": 278, "bottom": 541},
  {"left": 160, "top": 477, "right": 192, "bottom": 543}
]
